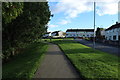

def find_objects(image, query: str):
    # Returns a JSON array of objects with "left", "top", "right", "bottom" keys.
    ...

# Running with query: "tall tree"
[
  {"left": 2, "top": 2, "right": 24, "bottom": 24},
  {"left": 2, "top": 2, "right": 51, "bottom": 61}
]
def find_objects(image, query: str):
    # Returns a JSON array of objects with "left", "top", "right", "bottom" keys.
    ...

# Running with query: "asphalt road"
[
  {"left": 74, "top": 39, "right": 120, "bottom": 56},
  {"left": 34, "top": 43, "right": 81, "bottom": 79}
]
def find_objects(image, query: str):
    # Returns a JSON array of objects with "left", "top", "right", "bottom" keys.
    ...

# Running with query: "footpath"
[{"left": 34, "top": 43, "right": 81, "bottom": 79}]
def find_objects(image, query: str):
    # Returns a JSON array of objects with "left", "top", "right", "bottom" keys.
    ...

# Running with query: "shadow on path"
[{"left": 34, "top": 43, "right": 82, "bottom": 79}]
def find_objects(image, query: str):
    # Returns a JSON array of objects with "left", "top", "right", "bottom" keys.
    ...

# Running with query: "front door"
[{"left": 118, "top": 35, "right": 120, "bottom": 41}]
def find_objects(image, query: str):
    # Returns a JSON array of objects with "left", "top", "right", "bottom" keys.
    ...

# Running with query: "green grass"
[
  {"left": 63, "top": 38, "right": 74, "bottom": 40},
  {"left": 52, "top": 40, "right": 119, "bottom": 79},
  {"left": 42, "top": 38, "right": 63, "bottom": 42},
  {"left": 3, "top": 42, "right": 48, "bottom": 79},
  {"left": 41, "top": 38, "right": 73, "bottom": 42}
]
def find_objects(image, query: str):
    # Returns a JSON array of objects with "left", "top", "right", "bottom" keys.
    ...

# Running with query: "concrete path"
[
  {"left": 34, "top": 43, "right": 81, "bottom": 79},
  {"left": 74, "top": 39, "right": 120, "bottom": 56}
]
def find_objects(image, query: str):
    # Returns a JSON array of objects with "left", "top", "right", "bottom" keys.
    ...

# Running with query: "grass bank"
[
  {"left": 52, "top": 40, "right": 119, "bottom": 79},
  {"left": 3, "top": 42, "right": 48, "bottom": 79}
]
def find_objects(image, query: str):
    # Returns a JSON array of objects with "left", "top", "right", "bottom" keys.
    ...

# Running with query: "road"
[{"left": 74, "top": 39, "right": 120, "bottom": 56}]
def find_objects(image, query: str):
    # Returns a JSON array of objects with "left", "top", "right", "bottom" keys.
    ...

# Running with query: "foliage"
[
  {"left": 96, "top": 27, "right": 101, "bottom": 38},
  {"left": 52, "top": 40, "right": 119, "bottom": 79},
  {"left": 96, "top": 27, "right": 105, "bottom": 40},
  {"left": 2, "top": 2, "right": 51, "bottom": 61},
  {"left": 2, "top": 2, "right": 24, "bottom": 24},
  {"left": 3, "top": 42, "right": 48, "bottom": 79}
]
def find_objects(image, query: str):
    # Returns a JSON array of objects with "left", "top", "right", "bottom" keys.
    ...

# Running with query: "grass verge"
[
  {"left": 42, "top": 38, "right": 63, "bottom": 42},
  {"left": 3, "top": 42, "right": 48, "bottom": 79},
  {"left": 52, "top": 40, "right": 119, "bottom": 80}
]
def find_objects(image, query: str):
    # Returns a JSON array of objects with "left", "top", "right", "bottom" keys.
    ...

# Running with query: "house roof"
[
  {"left": 105, "top": 22, "right": 120, "bottom": 31},
  {"left": 66, "top": 29, "right": 94, "bottom": 32},
  {"left": 45, "top": 32, "right": 51, "bottom": 34},
  {"left": 51, "top": 31, "right": 60, "bottom": 34}
]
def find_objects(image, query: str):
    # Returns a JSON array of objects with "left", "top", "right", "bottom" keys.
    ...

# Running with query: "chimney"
[{"left": 116, "top": 22, "right": 118, "bottom": 24}]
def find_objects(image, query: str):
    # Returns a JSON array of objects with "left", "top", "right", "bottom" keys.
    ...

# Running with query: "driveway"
[{"left": 74, "top": 39, "right": 120, "bottom": 56}]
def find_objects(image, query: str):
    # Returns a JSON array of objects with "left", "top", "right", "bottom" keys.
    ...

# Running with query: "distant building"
[
  {"left": 101, "top": 29, "right": 105, "bottom": 37},
  {"left": 43, "top": 32, "right": 51, "bottom": 38},
  {"left": 51, "top": 31, "right": 65, "bottom": 38},
  {"left": 66, "top": 29, "right": 94, "bottom": 38},
  {"left": 105, "top": 22, "right": 120, "bottom": 41}
]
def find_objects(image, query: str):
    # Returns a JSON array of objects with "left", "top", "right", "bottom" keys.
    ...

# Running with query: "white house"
[
  {"left": 101, "top": 29, "right": 105, "bottom": 37},
  {"left": 51, "top": 31, "right": 65, "bottom": 38},
  {"left": 105, "top": 22, "right": 120, "bottom": 41},
  {"left": 66, "top": 29, "right": 94, "bottom": 38},
  {"left": 43, "top": 32, "right": 51, "bottom": 38}
]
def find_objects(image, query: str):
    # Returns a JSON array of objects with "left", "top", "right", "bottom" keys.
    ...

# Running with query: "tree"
[
  {"left": 2, "top": 2, "right": 51, "bottom": 61},
  {"left": 96, "top": 27, "right": 104, "bottom": 40},
  {"left": 2, "top": 2, "right": 24, "bottom": 24}
]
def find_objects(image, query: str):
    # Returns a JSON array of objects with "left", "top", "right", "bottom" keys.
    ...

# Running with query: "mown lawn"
[
  {"left": 52, "top": 40, "right": 119, "bottom": 80},
  {"left": 63, "top": 38, "right": 74, "bottom": 40},
  {"left": 3, "top": 42, "right": 48, "bottom": 79},
  {"left": 41, "top": 38, "right": 74, "bottom": 42},
  {"left": 42, "top": 38, "right": 63, "bottom": 42}
]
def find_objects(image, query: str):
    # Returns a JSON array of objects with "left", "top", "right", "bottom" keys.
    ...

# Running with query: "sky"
[{"left": 47, "top": 0, "right": 119, "bottom": 32}]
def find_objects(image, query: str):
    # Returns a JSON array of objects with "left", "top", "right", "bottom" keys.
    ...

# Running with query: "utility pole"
[{"left": 93, "top": 2, "right": 96, "bottom": 50}]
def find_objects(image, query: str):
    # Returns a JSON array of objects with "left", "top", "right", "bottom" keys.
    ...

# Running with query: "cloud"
[
  {"left": 58, "top": 20, "right": 70, "bottom": 25},
  {"left": 48, "top": 0, "right": 119, "bottom": 2},
  {"left": 49, "top": 0, "right": 118, "bottom": 18},
  {"left": 48, "top": 24, "right": 58, "bottom": 28},
  {"left": 48, "top": 0, "right": 118, "bottom": 27},
  {"left": 96, "top": 2, "right": 118, "bottom": 16},
  {"left": 50, "top": 0, "right": 93, "bottom": 18}
]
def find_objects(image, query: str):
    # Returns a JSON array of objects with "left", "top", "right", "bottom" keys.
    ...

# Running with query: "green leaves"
[
  {"left": 3, "top": 2, "right": 51, "bottom": 61},
  {"left": 2, "top": 2, "right": 24, "bottom": 24}
]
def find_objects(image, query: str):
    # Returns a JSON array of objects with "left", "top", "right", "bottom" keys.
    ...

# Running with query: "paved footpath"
[
  {"left": 74, "top": 39, "right": 120, "bottom": 56},
  {"left": 34, "top": 43, "right": 81, "bottom": 78}
]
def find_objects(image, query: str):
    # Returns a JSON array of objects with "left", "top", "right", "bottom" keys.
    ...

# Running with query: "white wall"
[
  {"left": 51, "top": 31, "right": 65, "bottom": 38},
  {"left": 105, "top": 27, "right": 120, "bottom": 41},
  {"left": 58, "top": 31, "right": 65, "bottom": 37},
  {"left": 66, "top": 31, "right": 94, "bottom": 38},
  {"left": 101, "top": 30, "right": 105, "bottom": 36}
]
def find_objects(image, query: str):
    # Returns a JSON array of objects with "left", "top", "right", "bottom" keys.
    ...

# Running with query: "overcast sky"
[{"left": 48, "top": 0, "right": 118, "bottom": 32}]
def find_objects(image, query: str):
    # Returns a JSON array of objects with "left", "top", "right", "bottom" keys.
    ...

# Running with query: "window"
[
  {"left": 109, "top": 36, "right": 111, "bottom": 40},
  {"left": 105, "top": 37, "right": 107, "bottom": 40},
  {"left": 113, "top": 35, "right": 116, "bottom": 40}
]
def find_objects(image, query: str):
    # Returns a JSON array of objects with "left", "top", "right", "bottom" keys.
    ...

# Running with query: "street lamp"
[{"left": 93, "top": 2, "right": 96, "bottom": 50}]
